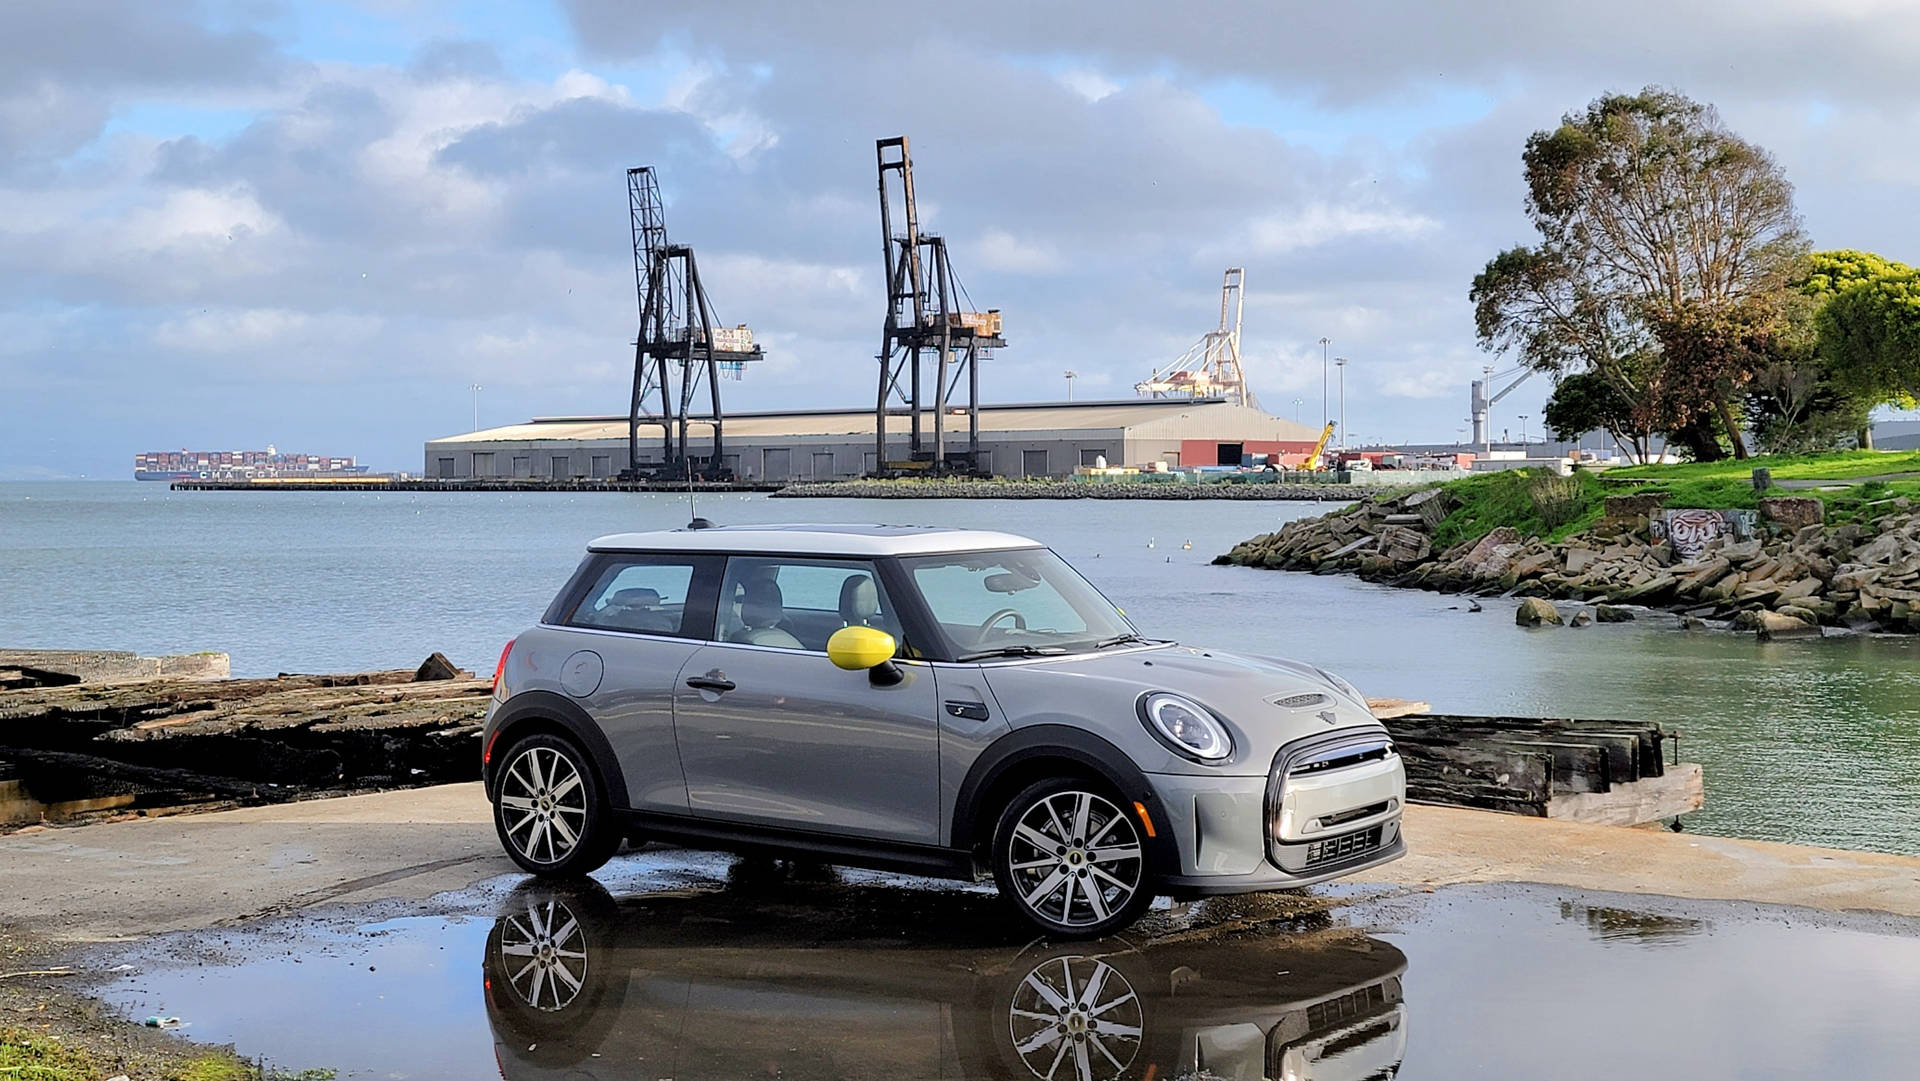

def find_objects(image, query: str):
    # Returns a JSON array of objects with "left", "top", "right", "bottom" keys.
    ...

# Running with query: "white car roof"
[{"left": 587, "top": 523, "right": 1046, "bottom": 557}]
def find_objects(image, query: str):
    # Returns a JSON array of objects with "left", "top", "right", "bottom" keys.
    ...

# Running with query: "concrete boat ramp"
[{"left": 5, "top": 782, "right": 1918, "bottom": 945}]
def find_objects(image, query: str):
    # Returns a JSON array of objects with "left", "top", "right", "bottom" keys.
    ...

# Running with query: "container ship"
[{"left": 134, "top": 446, "right": 371, "bottom": 481}]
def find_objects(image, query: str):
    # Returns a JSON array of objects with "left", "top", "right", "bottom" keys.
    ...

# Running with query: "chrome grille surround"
[{"left": 1265, "top": 727, "right": 1398, "bottom": 869}]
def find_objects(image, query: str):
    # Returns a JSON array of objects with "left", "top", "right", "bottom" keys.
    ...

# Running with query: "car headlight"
[{"left": 1137, "top": 692, "right": 1233, "bottom": 762}]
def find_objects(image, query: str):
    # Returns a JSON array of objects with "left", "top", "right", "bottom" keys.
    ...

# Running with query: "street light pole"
[
  {"left": 469, "top": 383, "right": 483, "bottom": 432},
  {"left": 1317, "top": 337, "right": 1331, "bottom": 429},
  {"left": 1334, "top": 357, "right": 1347, "bottom": 450},
  {"left": 1064, "top": 370, "right": 1077, "bottom": 402},
  {"left": 1519, "top": 414, "right": 1529, "bottom": 448},
  {"left": 1291, "top": 397, "right": 1303, "bottom": 425}
]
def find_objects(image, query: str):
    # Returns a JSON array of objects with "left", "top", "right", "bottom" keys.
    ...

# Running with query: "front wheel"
[
  {"left": 991, "top": 779, "right": 1154, "bottom": 938},
  {"left": 492, "top": 732, "right": 620, "bottom": 877}
]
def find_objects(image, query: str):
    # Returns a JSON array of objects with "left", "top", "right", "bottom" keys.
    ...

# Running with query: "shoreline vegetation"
[
  {"left": 1214, "top": 452, "right": 1920, "bottom": 636},
  {"left": 772, "top": 477, "right": 1382, "bottom": 499}
]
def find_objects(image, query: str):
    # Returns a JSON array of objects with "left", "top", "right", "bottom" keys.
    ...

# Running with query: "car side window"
[
  {"left": 717, "top": 556, "right": 901, "bottom": 653},
  {"left": 567, "top": 558, "right": 699, "bottom": 636}
]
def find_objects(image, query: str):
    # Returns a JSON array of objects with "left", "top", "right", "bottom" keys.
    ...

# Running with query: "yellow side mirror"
[{"left": 827, "top": 625, "right": 898, "bottom": 671}]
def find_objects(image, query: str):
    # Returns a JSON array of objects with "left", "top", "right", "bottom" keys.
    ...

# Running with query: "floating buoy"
[
  {"left": 1181, "top": 539, "right": 1192, "bottom": 550},
  {"left": 1147, "top": 538, "right": 1156, "bottom": 549}
]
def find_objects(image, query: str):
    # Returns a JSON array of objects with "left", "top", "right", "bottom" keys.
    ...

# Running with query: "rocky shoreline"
[
  {"left": 774, "top": 479, "right": 1367, "bottom": 500},
  {"left": 1216, "top": 487, "right": 1920, "bottom": 637}
]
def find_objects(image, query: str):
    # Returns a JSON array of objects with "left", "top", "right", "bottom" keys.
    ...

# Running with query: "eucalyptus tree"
[{"left": 1474, "top": 88, "right": 1808, "bottom": 460}]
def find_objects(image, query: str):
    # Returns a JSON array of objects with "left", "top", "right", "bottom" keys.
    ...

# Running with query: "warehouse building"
[{"left": 423, "top": 398, "right": 1322, "bottom": 481}]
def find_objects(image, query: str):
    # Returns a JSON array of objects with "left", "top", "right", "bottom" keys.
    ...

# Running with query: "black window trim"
[{"left": 548, "top": 552, "right": 725, "bottom": 641}]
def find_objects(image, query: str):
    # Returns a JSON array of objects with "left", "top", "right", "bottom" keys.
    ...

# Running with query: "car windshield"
[{"left": 899, "top": 547, "right": 1143, "bottom": 660}]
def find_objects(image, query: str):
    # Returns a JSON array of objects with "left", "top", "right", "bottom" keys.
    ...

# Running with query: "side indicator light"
[{"left": 1132, "top": 801, "right": 1157, "bottom": 838}]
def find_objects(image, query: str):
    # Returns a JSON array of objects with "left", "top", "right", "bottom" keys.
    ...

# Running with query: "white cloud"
[
  {"left": 974, "top": 228, "right": 1066, "bottom": 274},
  {"left": 1058, "top": 69, "right": 1121, "bottom": 103},
  {"left": 1243, "top": 204, "right": 1439, "bottom": 255}
]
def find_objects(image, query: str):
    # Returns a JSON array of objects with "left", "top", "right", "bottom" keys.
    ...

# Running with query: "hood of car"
[{"left": 977, "top": 644, "right": 1384, "bottom": 776}]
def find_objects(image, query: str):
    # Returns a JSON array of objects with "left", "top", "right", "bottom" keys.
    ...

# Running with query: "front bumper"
[{"left": 1145, "top": 732, "right": 1406, "bottom": 897}]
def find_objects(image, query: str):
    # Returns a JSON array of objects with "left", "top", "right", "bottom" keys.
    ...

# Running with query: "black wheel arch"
[
  {"left": 951, "top": 724, "right": 1180, "bottom": 878},
  {"left": 484, "top": 690, "right": 631, "bottom": 810}
]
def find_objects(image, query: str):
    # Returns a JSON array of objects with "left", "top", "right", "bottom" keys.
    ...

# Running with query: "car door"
[
  {"left": 671, "top": 555, "right": 942, "bottom": 844},
  {"left": 553, "top": 551, "right": 723, "bottom": 813}
]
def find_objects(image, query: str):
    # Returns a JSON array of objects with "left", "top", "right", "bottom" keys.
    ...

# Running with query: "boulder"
[
  {"left": 1594, "top": 604, "right": 1635, "bottom": 623},
  {"left": 1604, "top": 493, "right": 1670, "bottom": 521},
  {"left": 1463, "top": 527, "right": 1525, "bottom": 579},
  {"left": 1681, "top": 616, "right": 1710, "bottom": 632},
  {"left": 1515, "top": 597, "right": 1563, "bottom": 627},
  {"left": 1759, "top": 496, "right": 1825, "bottom": 532},
  {"left": 1775, "top": 577, "right": 1823, "bottom": 603},
  {"left": 1732, "top": 608, "right": 1822, "bottom": 640},
  {"left": 1563, "top": 547, "right": 1598, "bottom": 575},
  {"left": 1569, "top": 610, "right": 1593, "bottom": 627},
  {"left": 1377, "top": 525, "right": 1432, "bottom": 563}
]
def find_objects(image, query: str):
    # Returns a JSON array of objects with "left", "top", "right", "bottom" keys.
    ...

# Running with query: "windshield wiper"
[
  {"left": 1092, "top": 633, "right": 1153, "bottom": 650},
  {"left": 958, "top": 645, "right": 1068, "bottom": 661}
]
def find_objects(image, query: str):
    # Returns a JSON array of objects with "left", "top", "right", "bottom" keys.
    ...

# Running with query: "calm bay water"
[{"left": 5, "top": 481, "right": 1920, "bottom": 854}]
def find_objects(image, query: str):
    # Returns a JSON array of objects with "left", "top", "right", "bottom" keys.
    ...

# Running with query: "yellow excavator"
[{"left": 1302, "top": 422, "right": 1337, "bottom": 470}]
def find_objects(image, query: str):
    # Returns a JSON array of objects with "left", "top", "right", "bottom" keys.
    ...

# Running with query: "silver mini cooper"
[{"left": 483, "top": 524, "right": 1405, "bottom": 937}]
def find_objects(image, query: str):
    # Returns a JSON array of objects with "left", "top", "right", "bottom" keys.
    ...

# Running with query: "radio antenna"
[{"left": 685, "top": 459, "right": 713, "bottom": 529}]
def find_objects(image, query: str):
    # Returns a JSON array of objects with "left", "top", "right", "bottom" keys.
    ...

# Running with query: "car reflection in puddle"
[{"left": 481, "top": 877, "right": 1407, "bottom": 1081}]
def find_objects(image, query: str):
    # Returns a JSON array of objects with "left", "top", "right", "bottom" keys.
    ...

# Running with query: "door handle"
[{"left": 685, "top": 673, "right": 736, "bottom": 693}]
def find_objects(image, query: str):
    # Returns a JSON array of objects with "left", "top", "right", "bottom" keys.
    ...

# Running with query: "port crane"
[
  {"left": 1301, "top": 422, "right": 1337, "bottom": 470},
  {"left": 622, "top": 166, "right": 763, "bottom": 481},
  {"left": 1135, "top": 268, "right": 1256, "bottom": 408},
  {"left": 1470, "top": 364, "right": 1535, "bottom": 451},
  {"left": 873, "top": 136, "right": 1005, "bottom": 475}
]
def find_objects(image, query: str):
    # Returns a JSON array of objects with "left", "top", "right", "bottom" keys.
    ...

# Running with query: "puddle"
[{"left": 96, "top": 854, "right": 1920, "bottom": 1080}]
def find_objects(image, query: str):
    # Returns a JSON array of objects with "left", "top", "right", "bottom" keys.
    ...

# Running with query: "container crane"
[
  {"left": 1135, "top": 268, "right": 1256, "bottom": 408},
  {"left": 1470, "top": 364, "right": 1535, "bottom": 451},
  {"left": 621, "top": 166, "right": 763, "bottom": 481},
  {"left": 873, "top": 136, "right": 1005, "bottom": 475}
]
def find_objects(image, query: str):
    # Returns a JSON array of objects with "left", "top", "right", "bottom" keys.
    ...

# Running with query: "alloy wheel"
[
  {"left": 1006, "top": 790, "right": 1144, "bottom": 929},
  {"left": 1007, "top": 955, "right": 1143, "bottom": 1081},
  {"left": 496, "top": 895, "right": 589, "bottom": 1012},
  {"left": 498, "top": 745, "right": 589, "bottom": 865}
]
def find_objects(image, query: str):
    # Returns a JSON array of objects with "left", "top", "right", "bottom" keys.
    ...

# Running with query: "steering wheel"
[{"left": 978, "top": 608, "right": 1028, "bottom": 634}]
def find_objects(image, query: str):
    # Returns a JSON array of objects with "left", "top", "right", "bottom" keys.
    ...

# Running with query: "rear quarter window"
[{"left": 567, "top": 558, "right": 699, "bottom": 636}]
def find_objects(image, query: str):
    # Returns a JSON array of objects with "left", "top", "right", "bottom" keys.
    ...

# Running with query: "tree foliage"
[
  {"left": 1806, "top": 249, "right": 1920, "bottom": 410},
  {"left": 1542, "top": 369, "right": 1649, "bottom": 461},
  {"left": 1473, "top": 88, "right": 1808, "bottom": 460}
]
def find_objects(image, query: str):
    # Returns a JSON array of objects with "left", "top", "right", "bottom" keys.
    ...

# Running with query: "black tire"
[
  {"left": 491, "top": 732, "right": 621, "bottom": 877},
  {"left": 991, "top": 778, "right": 1155, "bottom": 939}
]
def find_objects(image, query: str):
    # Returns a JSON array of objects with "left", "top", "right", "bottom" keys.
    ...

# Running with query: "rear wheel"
[
  {"left": 492, "top": 732, "right": 620, "bottom": 877},
  {"left": 991, "top": 779, "right": 1153, "bottom": 938}
]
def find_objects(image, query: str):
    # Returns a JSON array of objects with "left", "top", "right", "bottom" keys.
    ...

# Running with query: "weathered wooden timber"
[
  {"left": 0, "top": 658, "right": 489, "bottom": 826},
  {"left": 0, "top": 650, "right": 1698, "bottom": 830},
  {"left": 169, "top": 477, "right": 786, "bottom": 493},
  {"left": 0, "top": 648, "right": 229, "bottom": 689},
  {"left": 1373, "top": 709, "right": 1702, "bottom": 824}
]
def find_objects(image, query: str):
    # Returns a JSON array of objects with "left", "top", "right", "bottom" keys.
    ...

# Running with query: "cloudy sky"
[{"left": 5, "top": 0, "right": 1920, "bottom": 477}]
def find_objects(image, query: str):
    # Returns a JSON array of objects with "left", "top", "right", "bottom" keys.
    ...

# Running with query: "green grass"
[
  {"left": 1605, "top": 449, "right": 1920, "bottom": 482},
  {"left": 0, "top": 1030, "right": 98, "bottom": 1081},
  {"left": 1422, "top": 462, "right": 1920, "bottom": 550},
  {"left": 1428, "top": 470, "right": 1612, "bottom": 551},
  {"left": 0, "top": 1029, "right": 332, "bottom": 1081}
]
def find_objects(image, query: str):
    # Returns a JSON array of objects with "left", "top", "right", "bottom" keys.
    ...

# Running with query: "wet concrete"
[{"left": 91, "top": 851, "right": 1920, "bottom": 1081}]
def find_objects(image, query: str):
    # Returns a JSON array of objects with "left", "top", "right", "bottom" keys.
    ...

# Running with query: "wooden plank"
[
  {"left": 1487, "top": 740, "right": 1611, "bottom": 794},
  {"left": 1546, "top": 764, "right": 1704, "bottom": 826}
]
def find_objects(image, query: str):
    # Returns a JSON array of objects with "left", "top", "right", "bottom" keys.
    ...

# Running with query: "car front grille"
[{"left": 1302, "top": 825, "right": 1383, "bottom": 869}]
